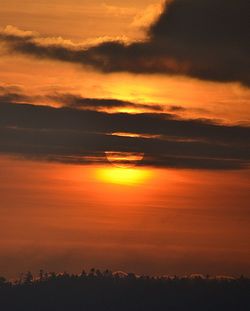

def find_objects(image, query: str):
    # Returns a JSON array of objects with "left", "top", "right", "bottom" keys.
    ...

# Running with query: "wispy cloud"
[{"left": 49, "top": 93, "right": 164, "bottom": 112}]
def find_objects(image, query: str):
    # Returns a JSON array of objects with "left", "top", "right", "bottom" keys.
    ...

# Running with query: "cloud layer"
[
  {"left": 0, "top": 89, "right": 249, "bottom": 169},
  {"left": 0, "top": 0, "right": 249, "bottom": 85}
]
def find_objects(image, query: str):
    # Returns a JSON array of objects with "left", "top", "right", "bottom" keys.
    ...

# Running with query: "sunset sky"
[{"left": 0, "top": 0, "right": 249, "bottom": 278}]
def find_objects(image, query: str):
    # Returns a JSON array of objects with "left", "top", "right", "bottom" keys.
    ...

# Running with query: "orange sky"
[
  {"left": 0, "top": 0, "right": 162, "bottom": 40},
  {"left": 0, "top": 156, "right": 250, "bottom": 278},
  {"left": 0, "top": 0, "right": 249, "bottom": 124},
  {"left": 0, "top": 0, "right": 249, "bottom": 278}
]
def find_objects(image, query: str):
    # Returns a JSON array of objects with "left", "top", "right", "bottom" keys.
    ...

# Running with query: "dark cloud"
[
  {"left": 0, "top": 101, "right": 249, "bottom": 169},
  {"left": 0, "top": 102, "right": 249, "bottom": 144},
  {"left": 168, "top": 106, "right": 186, "bottom": 112},
  {"left": 0, "top": 0, "right": 249, "bottom": 85},
  {"left": 50, "top": 94, "right": 163, "bottom": 112},
  {"left": 0, "top": 93, "right": 28, "bottom": 104},
  {"left": 0, "top": 85, "right": 28, "bottom": 104}
]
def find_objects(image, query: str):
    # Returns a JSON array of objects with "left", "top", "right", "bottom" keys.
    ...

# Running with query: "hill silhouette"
[{"left": 0, "top": 269, "right": 249, "bottom": 310}]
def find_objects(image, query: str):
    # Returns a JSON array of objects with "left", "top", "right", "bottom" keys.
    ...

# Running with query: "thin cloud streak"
[{"left": 49, "top": 93, "right": 164, "bottom": 112}]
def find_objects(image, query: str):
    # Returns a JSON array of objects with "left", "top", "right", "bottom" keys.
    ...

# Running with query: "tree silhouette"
[{"left": 0, "top": 269, "right": 249, "bottom": 311}]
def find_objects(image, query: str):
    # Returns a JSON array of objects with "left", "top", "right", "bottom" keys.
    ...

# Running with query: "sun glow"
[{"left": 96, "top": 167, "right": 150, "bottom": 185}]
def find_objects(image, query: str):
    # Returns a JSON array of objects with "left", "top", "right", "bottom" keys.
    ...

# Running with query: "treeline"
[{"left": 0, "top": 269, "right": 249, "bottom": 310}]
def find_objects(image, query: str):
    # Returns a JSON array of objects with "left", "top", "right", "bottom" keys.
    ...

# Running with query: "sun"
[
  {"left": 95, "top": 151, "right": 148, "bottom": 185},
  {"left": 105, "top": 151, "right": 144, "bottom": 168}
]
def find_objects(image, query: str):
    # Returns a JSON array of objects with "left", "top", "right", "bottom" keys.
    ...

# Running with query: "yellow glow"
[
  {"left": 111, "top": 132, "right": 160, "bottom": 139},
  {"left": 108, "top": 81, "right": 157, "bottom": 105},
  {"left": 111, "top": 132, "right": 142, "bottom": 138},
  {"left": 112, "top": 107, "right": 140, "bottom": 114},
  {"left": 96, "top": 167, "right": 150, "bottom": 185}
]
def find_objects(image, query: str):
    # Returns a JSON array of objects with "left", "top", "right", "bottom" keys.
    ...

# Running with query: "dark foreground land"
[{"left": 0, "top": 270, "right": 249, "bottom": 311}]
